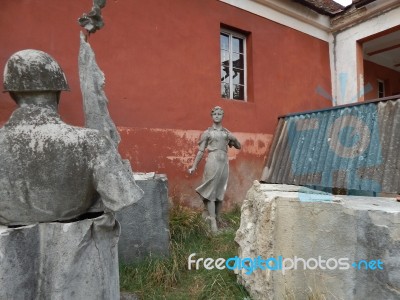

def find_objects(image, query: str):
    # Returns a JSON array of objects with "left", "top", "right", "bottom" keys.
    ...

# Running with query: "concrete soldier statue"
[
  {"left": 189, "top": 106, "right": 241, "bottom": 233},
  {"left": 0, "top": 49, "right": 143, "bottom": 225}
]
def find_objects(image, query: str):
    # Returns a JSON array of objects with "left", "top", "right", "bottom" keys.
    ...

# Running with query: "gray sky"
[{"left": 333, "top": 0, "right": 352, "bottom": 5}]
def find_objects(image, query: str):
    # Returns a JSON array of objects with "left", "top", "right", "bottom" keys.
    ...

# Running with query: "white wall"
[
  {"left": 219, "top": 0, "right": 330, "bottom": 41},
  {"left": 331, "top": 3, "right": 400, "bottom": 105},
  {"left": 220, "top": 0, "right": 400, "bottom": 106}
]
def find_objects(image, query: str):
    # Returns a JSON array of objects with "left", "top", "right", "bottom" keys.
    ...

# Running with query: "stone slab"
[
  {"left": 117, "top": 174, "right": 169, "bottom": 263},
  {"left": 0, "top": 213, "right": 120, "bottom": 300},
  {"left": 236, "top": 181, "right": 400, "bottom": 300}
]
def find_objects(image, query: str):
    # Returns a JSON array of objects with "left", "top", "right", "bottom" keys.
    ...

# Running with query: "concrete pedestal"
[
  {"left": 236, "top": 182, "right": 400, "bottom": 300},
  {"left": 117, "top": 174, "right": 169, "bottom": 263},
  {"left": 0, "top": 213, "right": 120, "bottom": 300}
]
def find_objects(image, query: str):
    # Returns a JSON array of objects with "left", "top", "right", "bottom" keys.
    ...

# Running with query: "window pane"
[
  {"left": 221, "top": 50, "right": 230, "bottom": 65},
  {"left": 232, "top": 53, "right": 244, "bottom": 69},
  {"left": 220, "top": 33, "right": 229, "bottom": 51},
  {"left": 221, "top": 83, "right": 230, "bottom": 99},
  {"left": 232, "top": 37, "right": 244, "bottom": 53},
  {"left": 220, "top": 29, "right": 246, "bottom": 101},
  {"left": 233, "top": 84, "right": 244, "bottom": 100},
  {"left": 221, "top": 65, "right": 230, "bottom": 82},
  {"left": 232, "top": 68, "right": 244, "bottom": 85},
  {"left": 378, "top": 81, "right": 385, "bottom": 98}
]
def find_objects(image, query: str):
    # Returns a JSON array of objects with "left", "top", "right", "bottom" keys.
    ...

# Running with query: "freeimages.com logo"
[{"left": 188, "top": 253, "right": 384, "bottom": 275}]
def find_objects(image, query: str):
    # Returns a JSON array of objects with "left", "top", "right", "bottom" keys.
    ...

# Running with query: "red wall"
[
  {"left": 363, "top": 60, "right": 400, "bottom": 100},
  {"left": 0, "top": 0, "right": 332, "bottom": 210}
]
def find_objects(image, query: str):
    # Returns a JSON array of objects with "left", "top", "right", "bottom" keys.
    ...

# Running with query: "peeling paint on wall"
[
  {"left": 118, "top": 126, "right": 272, "bottom": 209},
  {"left": 118, "top": 127, "right": 270, "bottom": 167}
]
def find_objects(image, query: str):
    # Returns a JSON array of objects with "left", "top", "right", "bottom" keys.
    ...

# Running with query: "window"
[
  {"left": 377, "top": 79, "right": 385, "bottom": 98},
  {"left": 220, "top": 29, "right": 246, "bottom": 101}
]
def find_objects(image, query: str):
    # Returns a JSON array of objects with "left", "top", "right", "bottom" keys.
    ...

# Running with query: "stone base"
[
  {"left": 117, "top": 174, "right": 169, "bottom": 263},
  {"left": 0, "top": 213, "right": 120, "bottom": 300},
  {"left": 236, "top": 181, "right": 400, "bottom": 300}
]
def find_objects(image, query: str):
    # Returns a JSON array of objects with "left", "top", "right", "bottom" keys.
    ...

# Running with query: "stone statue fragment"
[
  {"left": 189, "top": 106, "right": 241, "bottom": 233},
  {"left": 0, "top": 49, "right": 143, "bottom": 225},
  {"left": 78, "top": 0, "right": 107, "bottom": 33}
]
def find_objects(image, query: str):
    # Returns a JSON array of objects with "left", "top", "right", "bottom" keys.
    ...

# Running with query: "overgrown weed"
[{"left": 120, "top": 204, "right": 249, "bottom": 299}]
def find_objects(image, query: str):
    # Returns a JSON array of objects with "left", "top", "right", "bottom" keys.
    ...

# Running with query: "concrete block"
[
  {"left": 0, "top": 213, "right": 120, "bottom": 300},
  {"left": 116, "top": 174, "right": 169, "bottom": 263},
  {"left": 236, "top": 181, "right": 400, "bottom": 300}
]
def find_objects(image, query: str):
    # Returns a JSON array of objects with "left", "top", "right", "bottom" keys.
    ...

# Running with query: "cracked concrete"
[
  {"left": 0, "top": 213, "right": 120, "bottom": 300},
  {"left": 236, "top": 182, "right": 400, "bottom": 300}
]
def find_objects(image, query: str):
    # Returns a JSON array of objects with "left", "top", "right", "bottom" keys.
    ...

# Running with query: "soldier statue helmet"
[{"left": 0, "top": 49, "right": 142, "bottom": 225}]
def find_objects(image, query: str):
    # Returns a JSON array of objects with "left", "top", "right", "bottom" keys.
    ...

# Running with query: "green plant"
[
  {"left": 169, "top": 204, "right": 211, "bottom": 242},
  {"left": 120, "top": 204, "right": 250, "bottom": 299}
]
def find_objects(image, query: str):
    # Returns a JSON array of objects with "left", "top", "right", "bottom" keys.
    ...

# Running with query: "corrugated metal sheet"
[{"left": 261, "top": 97, "right": 400, "bottom": 195}]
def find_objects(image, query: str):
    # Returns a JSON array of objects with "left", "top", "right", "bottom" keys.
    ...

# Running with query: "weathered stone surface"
[
  {"left": 188, "top": 106, "right": 241, "bottom": 233},
  {"left": 0, "top": 213, "right": 120, "bottom": 300},
  {"left": 0, "top": 105, "right": 142, "bottom": 225},
  {"left": 3, "top": 49, "right": 69, "bottom": 92},
  {"left": 79, "top": 31, "right": 120, "bottom": 146},
  {"left": 236, "top": 181, "right": 400, "bottom": 300},
  {"left": 117, "top": 174, "right": 169, "bottom": 263},
  {"left": 0, "top": 47, "right": 143, "bottom": 226},
  {"left": 1, "top": 42, "right": 142, "bottom": 299},
  {"left": 78, "top": 0, "right": 107, "bottom": 34}
]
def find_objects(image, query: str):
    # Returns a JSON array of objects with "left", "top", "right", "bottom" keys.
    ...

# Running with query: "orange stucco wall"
[
  {"left": 363, "top": 60, "right": 400, "bottom": 100},
  {"left": 0, "top": 0, "right": 332, "bottom": 209}
]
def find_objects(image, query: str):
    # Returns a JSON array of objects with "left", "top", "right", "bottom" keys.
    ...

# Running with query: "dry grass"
[{"left": 120, "top": 204, "right": 249, "bottom": 299}]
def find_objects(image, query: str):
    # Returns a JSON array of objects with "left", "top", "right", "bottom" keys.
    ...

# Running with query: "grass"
[{"left": 120, "top": 205, "right": 250, "bottom": 300}]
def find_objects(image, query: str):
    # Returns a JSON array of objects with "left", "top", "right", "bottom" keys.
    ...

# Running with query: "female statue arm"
[
  {"left": 228, "top": 133, "right": 241, "bottom": 149},
  {"left": 188, "top": 130, "right": 208, "bottom": 174},
  {"left": 188, "top": 150, "right": 204, "bottom": 174}
]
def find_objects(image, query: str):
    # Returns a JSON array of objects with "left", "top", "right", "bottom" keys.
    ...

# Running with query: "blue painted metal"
[{"left": 261, "top": 97, "right": 400, "bottom": 195}]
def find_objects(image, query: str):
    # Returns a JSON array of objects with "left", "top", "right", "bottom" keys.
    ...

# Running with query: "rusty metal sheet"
[{"left": 261, "top": 98, "right": 400, "bottom": 194}]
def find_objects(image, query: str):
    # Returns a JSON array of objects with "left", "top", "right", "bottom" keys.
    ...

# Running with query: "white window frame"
[
  {"left": 377, "top": 79, "right": 385, "bottom": 98},
  {"left": 220, "top": 28, "right": 247, "bottom": 101}
]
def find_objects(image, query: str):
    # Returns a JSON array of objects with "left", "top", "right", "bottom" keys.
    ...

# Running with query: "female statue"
[{"left": 189, "top": 106, "right": 241, "bottom": 233}]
